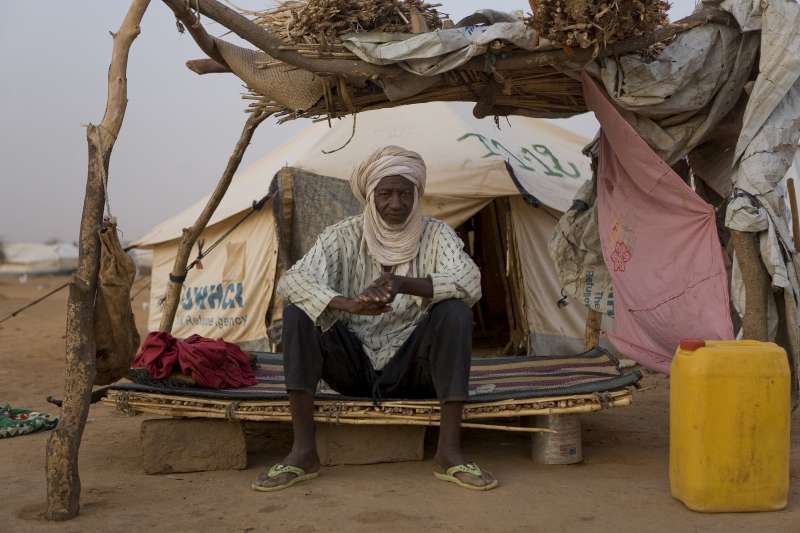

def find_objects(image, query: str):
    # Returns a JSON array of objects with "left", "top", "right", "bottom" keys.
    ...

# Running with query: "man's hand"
[
  {"left": 346, "top": 298, "right": 392, "bottom": 315},
  {"left": 329, "top": 295, "right": 391, "bottom": 316},
  {"left": 358, "top": 273, "right": 403, "bottom": 305}
]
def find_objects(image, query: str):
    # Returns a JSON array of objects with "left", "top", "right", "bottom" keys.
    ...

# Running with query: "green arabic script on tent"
[{"left": 458, "top": 133, "right": 582, "bottom": 179}]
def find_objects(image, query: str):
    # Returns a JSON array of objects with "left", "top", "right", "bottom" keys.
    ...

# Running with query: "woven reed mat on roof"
[
  {"left": 530, "top": 0, "right": 670, "bottom": 49},
  {"left": 101, "top": 388, "right": 634, "bottom": 431},
  {"left": 249, "top": 0, "right": 445, "bottom": 46},
  {"left": 247, "top": 66, "right": 587, "bottom": 123},
  {"left": 215, "top": 38, "right": 324, "bottom": 112}
]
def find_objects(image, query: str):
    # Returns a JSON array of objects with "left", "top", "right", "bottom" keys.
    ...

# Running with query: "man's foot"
[
  {"left": 433, "top": 452, "right": 498, "bottom": 491},
  {"left": 252, "top": 451, "right": 320, "bottom": 492}
]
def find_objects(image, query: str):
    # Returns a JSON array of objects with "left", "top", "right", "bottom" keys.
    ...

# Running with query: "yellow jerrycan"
[{"left": 670, "top": 339, "right": 790, "bottom": 512}]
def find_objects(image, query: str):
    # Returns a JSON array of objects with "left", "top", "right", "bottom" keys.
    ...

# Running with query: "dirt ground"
[{"left": 1, "top": 275, "right": 799, "bottom": 533}]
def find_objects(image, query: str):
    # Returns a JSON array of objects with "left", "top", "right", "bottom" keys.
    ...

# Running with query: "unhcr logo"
[{"left": 180, "top": 282, "right": 244, "bottom": 310}]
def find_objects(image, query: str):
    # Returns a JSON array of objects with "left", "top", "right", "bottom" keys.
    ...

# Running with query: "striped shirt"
[{"left": 277, "top": 215, "right": 481, "bottom": 370}]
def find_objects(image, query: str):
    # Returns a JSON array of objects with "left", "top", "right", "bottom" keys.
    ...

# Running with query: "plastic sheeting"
[
  {"left": 549, "top": 176, "right": 615, "bottom": 317},
  {"left": 342, "top": 15, "right": 536, "bottom": 77},
  {"left": 584, "top": 20, "right": 758, "bottom": 166}
]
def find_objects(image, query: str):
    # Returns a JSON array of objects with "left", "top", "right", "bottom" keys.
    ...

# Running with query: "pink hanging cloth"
[{"left": 582, "top": 72, "right": 734, "bottom": 373}]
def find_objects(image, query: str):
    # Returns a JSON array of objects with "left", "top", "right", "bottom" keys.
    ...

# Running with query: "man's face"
[{"left": 374, "top": 175, "right": 415, "bottom": 225}]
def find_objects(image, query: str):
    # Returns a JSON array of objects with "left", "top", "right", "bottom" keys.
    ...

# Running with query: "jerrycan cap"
[{"left": 679, "top": 339, "right": 706, "bottom": 351}]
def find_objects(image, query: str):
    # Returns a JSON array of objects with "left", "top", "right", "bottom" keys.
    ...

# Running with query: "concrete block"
[
  {"left": 140, "top": 418, "right": 248, "bottom": 474},
  {"left": 241, "top": 421, "right": 293, "bottom": 454},
  {"left": 315, "top": 424, "right": 425, "bottom": 466}
]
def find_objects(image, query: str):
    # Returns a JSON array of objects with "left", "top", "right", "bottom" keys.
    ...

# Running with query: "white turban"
[{"left": 351, "top": 146, "right": 427, "bottom": 272}]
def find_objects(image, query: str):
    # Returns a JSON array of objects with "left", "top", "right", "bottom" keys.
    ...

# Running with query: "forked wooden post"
[
  {"left": 730, "top": 229, "right": 770, "bottom": 341},
  {"left": 158, "top": 110, "right": 270, "bottom": 333},
  {"left": 45, "top": 0, "right": 151, "bottom": 521}
]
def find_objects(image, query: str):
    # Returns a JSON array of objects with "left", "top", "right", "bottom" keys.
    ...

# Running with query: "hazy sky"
[{"left": 0, "top": 0, "right": 698, "bottom": 244}]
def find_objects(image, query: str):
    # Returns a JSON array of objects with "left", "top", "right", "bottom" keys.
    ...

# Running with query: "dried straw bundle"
[
  {"left": 251, "top": 0, "right": 444, "bottom": 45},
  {"left": 530, "top": 0, "right": 670, "bottom": 49}
]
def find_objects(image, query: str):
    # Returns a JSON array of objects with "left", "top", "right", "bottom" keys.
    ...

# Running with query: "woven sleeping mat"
[{"left": 107, "top": 348, "right": 641, "bottom": 402}]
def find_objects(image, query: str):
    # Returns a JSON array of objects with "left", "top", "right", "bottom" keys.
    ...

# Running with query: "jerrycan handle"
[{"left": 679, "top": 339, "right": 706, "bottom": 351}]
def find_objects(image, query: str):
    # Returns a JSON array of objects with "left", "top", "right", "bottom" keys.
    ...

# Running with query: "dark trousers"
[{"left": 283, "top": 299, "right": 472, "bottom": 402}]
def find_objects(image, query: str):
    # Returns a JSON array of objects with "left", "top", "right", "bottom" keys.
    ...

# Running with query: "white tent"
[
  {"left": 135, "top": 102, "right": 592, "bottom": 352},
  {"left": 0, "top": 242, "right": 79, "bottom": 276}
]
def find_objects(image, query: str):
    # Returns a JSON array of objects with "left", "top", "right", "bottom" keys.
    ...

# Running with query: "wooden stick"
[
  {"left": 730, "top": 229, "right": 770, "bottom": 340},
  {"left": 462, "top": 9, "right": 735, "bottom": 72},
  {"left": 584, "top": 309, "right": 603, "bottom": 349},
  {"left": 158, "top": 110, "right": 270, "bottom": 332},
  {"left": 186, "top": 58, "right": 231, "bottom": 75},
  {"left": 101, "top": 391, "right": 634, "bottom": 422},
  {"left": 161, "top": 0, "right": 399, "bottom": 81},
  {"left": 787, "top": 178, "right": 800, "bottom": 253},
  {"left": 45, "top": 0, "right": 151, "bottom": 522}
]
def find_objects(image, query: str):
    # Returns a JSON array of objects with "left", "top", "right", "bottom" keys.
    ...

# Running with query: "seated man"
[{"left": 252, "top": 146, "right": 497, "bottom": 492}]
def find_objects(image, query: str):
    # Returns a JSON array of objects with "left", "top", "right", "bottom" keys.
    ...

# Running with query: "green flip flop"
[
  {"left": 251, "top": 464, "right": 320, "bottom": 492},
  {"left": 434, "top": 462, "right": 499, "bottom": 491}
]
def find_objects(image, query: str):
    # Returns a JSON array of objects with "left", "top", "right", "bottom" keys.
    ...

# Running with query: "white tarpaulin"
[
  {"left": 136, "top": 102, "right": 592, "bottom": 350},
  {"left": 136, "top": 102, "right": 591, "bottom": 247},
  {"left": 0, "top": 242, "right": 78, "bottom": 275},
  {"left": 342, "top": 17, "right": 536, "bottom": 77}
]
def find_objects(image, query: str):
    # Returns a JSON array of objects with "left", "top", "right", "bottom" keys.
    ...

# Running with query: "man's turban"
[{"left": 350, "top": 146, "right": 427, "bottom": 270}]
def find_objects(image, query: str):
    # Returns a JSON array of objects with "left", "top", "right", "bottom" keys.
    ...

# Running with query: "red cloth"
[
  {"left": 582, "top": 73, "right": 734, "bottom": 373},
  {"left": 133, "top": 331, "right": 257, "bottom": 389}
]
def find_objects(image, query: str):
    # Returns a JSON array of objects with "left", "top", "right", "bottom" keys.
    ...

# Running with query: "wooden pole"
[
  {"left": 584, "top": 309, "right": 603, "bottom": 350},
  {"left": 161, "top": 0, "right": 397, "bottom": 81},
  {"left": 730, "top": 229, "right": 770, "bottom": 341},
  {"left": 186, "top": 58, "right": 231, "bottom": 75},
  {"left": 45, "top": 0, "right": 151, "bottom": 521},
  {"left": 787, "top": 178, "right": 800, "bottom": 253},
  {"left": 158, "top": 110, "right": 270, "bottom": 332}
]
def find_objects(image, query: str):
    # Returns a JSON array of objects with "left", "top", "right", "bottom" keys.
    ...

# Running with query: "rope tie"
[
  {"left": 224, "top": 401, "right": 241, "bottom": 421},
  {"left": 115, "top": 392, "right": 136, "bottom": 417}
]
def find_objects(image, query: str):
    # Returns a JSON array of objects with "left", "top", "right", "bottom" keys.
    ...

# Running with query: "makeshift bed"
[{"left": 101, "top": 348, "right": 640, "bottom": 432}]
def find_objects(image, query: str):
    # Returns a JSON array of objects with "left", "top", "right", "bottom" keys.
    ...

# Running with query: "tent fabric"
[
  {"left": 134, "top": 102, "right": 591, "bottom": 248},
  {"left": 140, "top": 102, "right": 592, "bottom": 352},
  {"left": 147, "top": 208, "right": 277, "bottom": 348},
  {"left": 584, "top": 73, "right": 734, "bottom": 373},
  {"left": 0, "top": 242, "right": 78, "bottom": 276},
  {"left": 510, "top": 199, "right": 589, "bottom": 354}
]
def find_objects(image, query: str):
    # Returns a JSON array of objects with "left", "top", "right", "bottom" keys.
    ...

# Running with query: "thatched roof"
[{"left": 165, "top": 0, "right": 735, "bottom": 123}]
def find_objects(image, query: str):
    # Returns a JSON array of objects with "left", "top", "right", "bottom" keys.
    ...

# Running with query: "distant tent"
[
  {"left": 0, "top": 242, "right": 79, "bottom": 276},
  {"left": 134, "top": 102, "right": 593, "bottom": 354}
]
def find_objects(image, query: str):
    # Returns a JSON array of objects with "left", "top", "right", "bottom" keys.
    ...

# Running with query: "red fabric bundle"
[{"left": 133, "top": 331, "right": 257, "bottom": 389}]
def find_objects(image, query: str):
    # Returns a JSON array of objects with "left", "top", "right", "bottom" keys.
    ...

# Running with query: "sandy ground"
[{"left": 1, "top": 275, "right": 799, "bottom": 533}]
